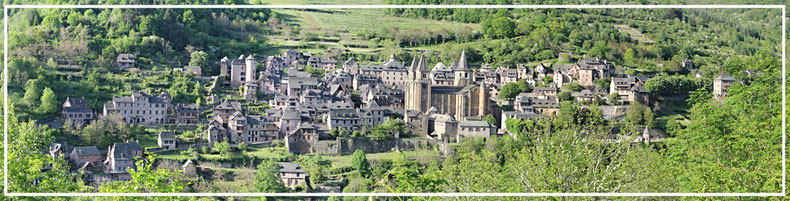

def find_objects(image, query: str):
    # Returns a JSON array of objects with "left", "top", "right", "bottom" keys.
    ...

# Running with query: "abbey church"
[{"left": 404, "top": 51, "right": 491, "bottom": 137}]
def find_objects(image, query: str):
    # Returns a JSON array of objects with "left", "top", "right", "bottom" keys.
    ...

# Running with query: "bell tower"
[{"left": 453, "top": 50, "right": 471, "bottom": 86}]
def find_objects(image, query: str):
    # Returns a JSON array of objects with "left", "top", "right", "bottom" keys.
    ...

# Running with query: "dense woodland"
[{"left": 0, "top": 0, "right": 786, "bottom": 200}]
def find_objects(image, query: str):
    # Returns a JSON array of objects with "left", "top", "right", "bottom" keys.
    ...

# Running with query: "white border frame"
[{"left": 2, "top": 4, "right": 785, "bottom": 197}]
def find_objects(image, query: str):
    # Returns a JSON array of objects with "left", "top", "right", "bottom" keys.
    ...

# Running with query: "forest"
[{"left": 0, "top": 0, "right": 786, "bottom": 200}]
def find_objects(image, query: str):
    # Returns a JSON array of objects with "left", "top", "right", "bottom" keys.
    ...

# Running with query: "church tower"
[
  {"left": 405, "top": 54, "right": 432, "bottom": 113},
  {"left": 453, "top": 50, "right": 472, "bottom": 86}
]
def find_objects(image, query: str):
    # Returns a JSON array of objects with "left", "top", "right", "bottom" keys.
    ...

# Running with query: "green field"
[{"left": 325, "top": 150, "right": 440, "bottom": 167}]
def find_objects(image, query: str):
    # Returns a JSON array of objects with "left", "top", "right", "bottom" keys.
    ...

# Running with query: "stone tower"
[
  {"left": 404, "top": 54, "right": 431, "bottom": 113},
  {"left": 453, "top": 50, "right": 472, "bottom": 86},
  {"left": 245, "top": 55, "right": 256, "bottom": 82}
]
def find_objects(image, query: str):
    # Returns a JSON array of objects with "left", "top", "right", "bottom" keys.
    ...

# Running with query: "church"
[{"left": 404, "top": 51, "right": 491, "bottom": 137}]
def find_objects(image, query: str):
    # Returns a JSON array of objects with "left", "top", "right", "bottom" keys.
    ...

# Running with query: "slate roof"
[
  {"left": 278, "top": 162, "right": 307, "bottom": 174},
  {"left": 72, "top": 146, "right": 100, "bottom": 156},
  {"left": 715, "top": 74, "right": 736, "bottom": 81},
  {"left": 116, "top": 54, "right": 136, "bottom": 63},
  {"left": 159, "top": 131, "right": 176, "bottom": 140},
  {"left": 458, "top": 120, "right": 492, "bottom": 128},
  {"left": 110, "top": 141, "right": 142, "bottom": 160}
]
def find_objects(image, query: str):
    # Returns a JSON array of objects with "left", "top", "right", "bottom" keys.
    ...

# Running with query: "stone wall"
[{"left": 330, "top": 137, "right": 436, "bottom": 155}]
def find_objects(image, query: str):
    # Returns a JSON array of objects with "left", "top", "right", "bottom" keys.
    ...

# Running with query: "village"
[{"left": 48, "top": 48, "right": 741, "bottom": 191}]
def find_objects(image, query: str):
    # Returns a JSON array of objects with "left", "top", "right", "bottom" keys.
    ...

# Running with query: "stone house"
[
  {"left": 278, "top": 162, "right": 309, "bottom": 188},
  {"left": 103, "top": 91, "right": 172, "bottom": 125},
  {"left": 609, "top": 76, "right": 650, "bottom": 104},
  {"left": 307, "top": 56, "right": 336, "bottom": 71},
  {"left": 182, "top": 65, "right": 202, "bottom": 75},
  {"left": 428, "top": 62, "right": 458, "bottom": 86},
  {"left": 572, "top": 89, "right": 596, "bottom": 104},
  {"left": 182, "top": 159, "right": 197, "bottom": 178},
  {"left": 281, "top": 49, "right": 301, "bottom": 64},
  {"left": 279, "top": 109, "right": 302, "bottom": 136},
  {"left": 116, "top": 54, "right": 136, "bottom": 68},
  {"left": 343, "top": 58, "right": 359, "bottom": 74},
  {"left": 62, "top": 97, "right": 95, "bottom": 127},
  {"left": 285, "top": 122, "right": 320, "bottom": 154},
  {"left": 456, "top": 121, "right": 496, "bottom": 143},
  {"left": 104, "top": 141, "right": 143, "bottom": 175},
  {"left": 69, "top": 146, "right": 102, "bottom": 168},
  {"left": 714, "top": 74, "right": 737, "bottom": 98},
  {"left": 158, "top": 131, "right": 177, "bottom": 150},
  {"left": 213, "top": 99, "right": 242, "bottom": 120},
  {"left": 500, "top": 69, "right": 518, "bottom": 85},
  {"left": 227, "top": 111, "right": 280, "bottom": 144},
  {"left": 533, "top": 87, "right": 559, "bottom": 99},
  {"left": 352, "top": 74, "right": 382, "bottom": 90},
  {"left": 168, "top": 103, "right": 199, "bottom": 124}
]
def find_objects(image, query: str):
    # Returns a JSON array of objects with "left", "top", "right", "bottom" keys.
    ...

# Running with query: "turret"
[
  {"left": 454, "top": 50, "right": 471, "bottom": 86},
  {"left": 245, "top": 55, "right": 256, "bottom": 82}
]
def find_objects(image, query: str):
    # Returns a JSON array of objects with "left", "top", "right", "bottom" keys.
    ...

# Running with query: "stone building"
[
  {"left": 278, "top": 162, "right": 309, "bottom": 188},
  {"left": 103, "top": 91, "right": 172, "bottom": 125},
  {"left": 713, "top": 74, "right": 736, "bottom": 98},
  {"left": 610, "top": 76, "right": 650, "bottom": 104},
  {"left": 404, "top": 51, "right": 491, "bottom": 136},
  {"left": 168, "top": 103, "right": 199, "bottom": 124},
  {"left": 69, "top": 146, "right": 102, "bottom": 168},
  {"left": 307, "top": 56, "right": 336, "bottom": 71},
  {"left": 62, "top": 97, "right": 95, "bottom": 126},
  {"left": 103, "top": 141, "right": 143, "bottom": 175},
  {"left": 116, "top": 54, "right": 136, "bottom": 69},
  {"left": 227, "top": 111, "right": 280, "bottom": 143},
  {"left": 220, "top": 55, "right": 258, "bottom": 88},
  {"left": 359, "top": 54, "right": 409, "bottom": 86},
  {"left": 158, "top": 131, "right": 176, "bottom": 150},
  {"left": 456, "top": 121, "right": 496, "bottom": 143}
]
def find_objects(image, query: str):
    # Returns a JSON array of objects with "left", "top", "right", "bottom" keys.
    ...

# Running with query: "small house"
[
  {"left": 158, "top": 131, "right": 177, "bottom": 150},
  {"left": 116, "top": 54, "right": 136, "bottom": 68},
  {"left": 70, "top": 146, "right": 102, "bottom": 168},
  {"left": 278, "top": 162, "right": 308, "bottom": 188}
]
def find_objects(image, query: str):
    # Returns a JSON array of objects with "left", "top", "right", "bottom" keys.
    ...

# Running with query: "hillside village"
[{"left": 48, "top": 47, "right": 744, "bottom": 190}]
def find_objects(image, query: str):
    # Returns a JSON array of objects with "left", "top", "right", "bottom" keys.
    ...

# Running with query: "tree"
[
  {"left": 561, "top": 83, "right": 582, "bottom": 92},
  {"left": 7, "top": 105, "right": 86, "bottom": 193},
  {"left": 483, "top": 114, "right": 497, "bottom": 126},
  {"left": 212, "top": 141, "right": 232, "bottom": 157},
  {"left": 98, "top": 155, "right": 188, "bottom": 195},
  {"left": 80, "top": 113, "right": 131, "bottom": 148},
  {"left": 626, "top": 102, "right": 654, "bottom": 127},
  {"left": 254, "top": 159, "right": 287, "bottom": 193},
  {"left": 499, "top": 82, "right": 520, "bottom": 100},
  {"left": 238, "top": 142, "right": 248, "bottom": 152},
  {"left": 608, "top": 92, "right": 620, "bottom": 105},
  {"left": 352, "top": 150, "right": 372, "bottom": 178},
  {"left": 37, "top": 87, "right": 58, "bottom": 114},
  {"left": 484, "top": 17, "right": 515, "bottom": 39},
  {"left": 23, "top": 78, "right": 42, "bottom": 106},
  {"left": 557, "top": 91, "right": 573, "bottom": 101},
  {"left": 516, "top": 79, "right": 532, "bottom": 93},
  {"left": 189, "top": 51, "right": 210, "bottom": 74},
  {"left": 370, "top": 119, "right": 408, "bottom": 139},
  {"left": 624, "top": 48, "right": 637, "bottom": 64}
]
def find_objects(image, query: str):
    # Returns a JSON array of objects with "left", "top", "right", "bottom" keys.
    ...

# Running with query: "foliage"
[
  {"left": 482, "top": 114, "right": 496, "bottom": 126},
  {"left": 212, "top": 141, "right": 232, "bottom": 157},
  {"left": 78, "top": 113, "right": 132, "bottom": 148},
  {"left": 351, "top": 150, "right": 372, "bottom": 178},
  {"left": 98, "top": 155, "right": 188, "bottom": 197},
  {"left": 369, "top": 119, "right": 409, "bottom": 139},
  {"left": 238, "top": 142, "right": 248, "bottom": 152},
  {"left": 557, "top": 91, "right": 573, "bottom": 101},
  {"left": 644, "top": 75, "right": 710, "bottom": 95},
  {"left": 7, "top": 105, "right": 87, "bottom": 193},
  {"left": 626, "top": 102, "right": 655, "bottom": 127},
  {"left": 254, "top": 159, "right": 287, "bottom": 193},
  {"left": 37, "top": 87, "right": 58, "bottom": 114},
  {"left": 499, "top": 82, "right": 520, "bottom": 100}
]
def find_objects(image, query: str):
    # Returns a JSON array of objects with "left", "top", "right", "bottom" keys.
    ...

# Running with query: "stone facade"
[
  {"left": 103, "top": 91, "right": 172, "bottom": 125},
  {"left": 62, "top": 97, "right": 95, "bottom": 127}
]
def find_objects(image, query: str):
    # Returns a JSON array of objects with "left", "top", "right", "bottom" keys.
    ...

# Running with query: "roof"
[
  {"left": 110, "top": 141, "right": 142, "bottom": 160},
  {"left": 215, "top": 99, "right": 242, "bottom": 111},
  {"left": 278, "top": 162, "right": 307, "bottom": 174},
  {"left": 458, "top": 120, "right": 492, "bottom": 128},
  {"left": 116, "top": 54, "right": 136, "bottom": 63},
  {"left": 715, "top": 74, "right": 736, "bottom": 81},
  {"left": 72, "top": 146, "right": 100, "bottom": 156},
  {"left": 159, "top": 131, "right": 176, "bottom": 140}
]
